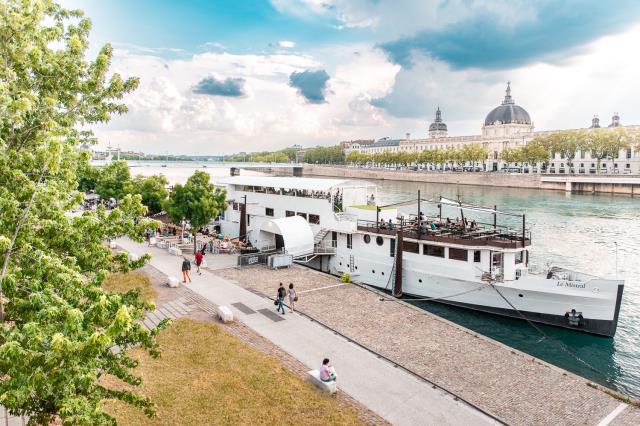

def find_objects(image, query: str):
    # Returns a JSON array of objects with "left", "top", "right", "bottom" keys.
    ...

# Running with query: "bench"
[
  {"left": 216, "top": 305, "right": 234, "bottom": 323},
  {"left": 306, "top": 370, "right": 337, "bottom": 394}
]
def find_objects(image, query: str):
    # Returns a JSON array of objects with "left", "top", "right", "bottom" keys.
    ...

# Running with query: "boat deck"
[{"left": 357, "top": 219, "right": 531, "bottom": 249}]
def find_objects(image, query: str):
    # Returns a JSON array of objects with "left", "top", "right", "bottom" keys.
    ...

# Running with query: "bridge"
[{"left": 540, "top": 175, "right": 640, "bottom": 194}]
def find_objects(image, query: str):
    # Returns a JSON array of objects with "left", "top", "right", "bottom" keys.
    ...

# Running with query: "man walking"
[
  {"left": 276, "top": 282, "right": 286, "bottom": 315},
  {"left": 181, "top": 256, "right": 192, "bottom": 283}
]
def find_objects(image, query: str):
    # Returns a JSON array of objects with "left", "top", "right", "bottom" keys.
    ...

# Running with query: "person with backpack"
[
  {"left": 181, "top": 256, "right": 192, "bottom": 283},
  {"left": 276, "top": 282, "right": 286, "bottom": 315}
]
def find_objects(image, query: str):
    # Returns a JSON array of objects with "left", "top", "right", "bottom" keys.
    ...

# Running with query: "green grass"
[
  {"left": 102, "top": 271, "right": 158, "bottom": 303},
  {"left": 102, "top": 319, "right": 363, "bottom": 425}
]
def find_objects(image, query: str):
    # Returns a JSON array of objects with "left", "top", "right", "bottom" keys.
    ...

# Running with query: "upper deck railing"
[{"left": 357, "top": 216, "right": 531, "bottom": 249}]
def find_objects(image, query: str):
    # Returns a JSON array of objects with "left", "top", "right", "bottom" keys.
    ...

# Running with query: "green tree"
[
  {"left": 131, "top": 174, "right": 169, "bottom": 215},
  {"left": 164, "top": 171, "right": 226, "bottom": 253},
  {"left": 95, "top": 160, "right": 132, "bottom": 202},
  {"left": 77, "top": 153, "right": 101, "bottom": 192},
  {"left": 0, "top": 0, "right": 165, "bottom": 422},
  {"left": 522, "top": 140, "right": 550, "bottom": 173}
]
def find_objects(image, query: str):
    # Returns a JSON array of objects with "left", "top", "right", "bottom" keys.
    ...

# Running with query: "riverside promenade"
[{"left": 116, "top": 238, "right": 496, "bottom": 426}]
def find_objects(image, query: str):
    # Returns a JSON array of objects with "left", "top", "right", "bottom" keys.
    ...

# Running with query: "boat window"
[
  {"left": 332, "top": 232, "right": 337, "bottom": 244},
  {"left": 297, "top": 212, "right": 307, "bottom": 220},
  {"left": 403, "top": 241, "right": 419, "bottom": 254},
  {"left": 474, "top": 250, "right": 481, "bottom": 263},
  {"left": 389, "top": 238, "right": 395, "bottom": 257},
  {"left": 347, "top": 234, "right": 352, "bottom": 249},
  {"left": 515, "top": 251, "right": 524, "bottom": 264},
  {"left": 424, "top": 244, "right": 444, "bottom": 258},
  {"left": 232, "top": 202, "right": 239, "bottom": 211},
  {"left": 363, "top": 234, "right": 371, "bottom": 244},
  {"left": 285, "top": 210, "right": 295, "bottom": 217},
  {"left": 309, "top": 214, "right": 320, "bottom": 225},
  {"left": 376, "top": 236, "right": 384, "bottom": 246},
  {"left": 449, "top": 248, "right": 468, "bottom": 262},
  {"left": 265, "top": 207, "right": 274, "bottom": 217}
]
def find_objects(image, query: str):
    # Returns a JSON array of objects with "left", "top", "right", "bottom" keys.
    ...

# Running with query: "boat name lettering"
[{"left": 556, "top": 280, "right": 585, "bottom": 289}]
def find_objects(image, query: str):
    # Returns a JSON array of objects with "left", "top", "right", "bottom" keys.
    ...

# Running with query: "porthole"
[
  {"left": 376, "top": 236, "right": 384, "bottom": 246},
  {"left": 347, "top": 264, "right": 350, "bottom": 268},
  {"left": 518, "top": 294, "right": 523, "bottom": 298},
  {"left": 339, "top": 262, "right": 342, "bottom": 266},
  {"left": 355, "top": 266, "right": 358, "bottom": 270},
  {"left": 363, "top": 234, "right": 371, "bottom": 244},
  {"left": 419, "top": 279, "right": 422, "bottom": 283},
  {"left": 372, "top": 269, "right": 375, "bottom": 274},
  {"left": 381, "top": 271, "right": 385, "bottom": 276}
]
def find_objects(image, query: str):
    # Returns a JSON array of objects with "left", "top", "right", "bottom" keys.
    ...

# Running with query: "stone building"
[{"left": 346, "top": 83, "right": 640, "bottom": 174}]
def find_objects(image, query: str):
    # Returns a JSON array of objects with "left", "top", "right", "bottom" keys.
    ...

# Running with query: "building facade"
[{"left": 347, "top": 83, "right": 640, "bottom": 174}]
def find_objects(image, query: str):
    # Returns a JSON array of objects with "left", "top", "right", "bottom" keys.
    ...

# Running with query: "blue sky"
[{"left": 63, "top": 0, "right": 640, "bottom": 154}]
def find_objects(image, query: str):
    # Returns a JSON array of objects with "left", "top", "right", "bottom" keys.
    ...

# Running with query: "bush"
[{"left": 340, "top": 273, "right": 352, "bottom": 283}]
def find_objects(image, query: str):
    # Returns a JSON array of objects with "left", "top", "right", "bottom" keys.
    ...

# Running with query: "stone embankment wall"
[{"left": 302, "top": 165, "right": 640, "bottom": 196}]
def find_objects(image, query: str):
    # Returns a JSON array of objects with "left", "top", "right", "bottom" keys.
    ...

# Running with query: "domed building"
[
  {"left": 428, "top": 106, "right": 448, "bottom": 138},
  {"left": 481, "top": 82, "right": 534, "bottom": 138}
]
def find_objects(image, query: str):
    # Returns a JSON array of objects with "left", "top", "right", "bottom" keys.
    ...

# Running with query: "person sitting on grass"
[{"left": 320, "top": 358, "right": 337, "bottom": 382}]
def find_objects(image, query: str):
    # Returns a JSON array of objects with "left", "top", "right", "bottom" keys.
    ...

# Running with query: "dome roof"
[
  {"left": 484, "top": 83, "right": 531, "bottom": 126},
  {"left": 429, "top": 107, "right": 447, "bottom": 132}
]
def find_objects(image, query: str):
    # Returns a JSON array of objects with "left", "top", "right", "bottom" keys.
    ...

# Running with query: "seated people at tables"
[
  {"left": 470, "top": 220, "right": 478, "bottom": 231},
  {"left": 379, "top": 218, "right": 386, "bottom": 229},
  {"left": 387, "top": 218, "right": 393, "bottom": 229},
  {"left": 430, "top": 222, "right": 437, "bottom": 231}
]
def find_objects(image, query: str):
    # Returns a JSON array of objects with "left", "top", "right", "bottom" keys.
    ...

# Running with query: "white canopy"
[{"left": 259, "top": 216, "right": 314, "bottom": 257}]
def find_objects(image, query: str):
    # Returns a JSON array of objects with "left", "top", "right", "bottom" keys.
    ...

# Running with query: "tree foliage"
[
  {"left": 163, "top": 171, "right": 226, "bottom": 252},
  {"left": 95, "top": 160, "right": 132, "bottom": 201},
  {"left": 0, "top": 1, "right": 165, "bottom": 422},
  {"left": 130, "top": 174, "right": 168, "bottom": 215},
  {"left": 303, "top": 145, "right": 345, "bottom": 164}
]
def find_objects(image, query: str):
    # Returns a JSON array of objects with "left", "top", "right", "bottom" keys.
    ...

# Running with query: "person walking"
[
  {"left": 181, "top": 256, "right": 192, "bottom": 283},
  {"left": 276, "top": 282, "right": 286, "bottom": 315},
  {"left": 288, "top": 283, "right": 297, "bottom": 313},
  {"left": 195, "top": 250, "right": 204, "bottom": 275}
]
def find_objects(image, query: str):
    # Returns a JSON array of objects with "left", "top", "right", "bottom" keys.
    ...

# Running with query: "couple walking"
[
  {"left": 180, "top": 249, "right": 205, "bottom": 283},
  {"left": 275, "top": 282, "right": 297, "bottom": 315}
]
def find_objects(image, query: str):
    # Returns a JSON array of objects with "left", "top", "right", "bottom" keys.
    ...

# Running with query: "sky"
[{"left": 61, "top": 0, "right": 640, "bottom": 155}]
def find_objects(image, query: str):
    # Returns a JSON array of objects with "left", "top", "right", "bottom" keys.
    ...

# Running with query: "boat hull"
[{"left": 406, "top": 285, "right": 623, "bottom": 337}]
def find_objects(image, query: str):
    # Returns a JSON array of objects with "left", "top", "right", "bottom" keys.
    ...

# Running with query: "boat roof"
[{"left": 219, "top": 176, "right": 373, "bottom": 192}]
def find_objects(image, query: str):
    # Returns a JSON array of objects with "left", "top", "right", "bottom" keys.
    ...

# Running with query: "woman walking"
[
  {"left": 181, "top": 256, "right": 192, "bottom": 283},
  {"left": 288, "top": 283, "right": 297, "bottom": 313},
  {"left": 195, "top": 249, "right": 203, "bottom": 275}
]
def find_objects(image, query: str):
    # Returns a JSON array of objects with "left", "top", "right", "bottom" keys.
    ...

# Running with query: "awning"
[{"left": 259, "top": 216, "right": 314, "bottom": 257}]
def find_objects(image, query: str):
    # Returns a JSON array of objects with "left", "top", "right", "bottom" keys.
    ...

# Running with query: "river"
[{"left": 124, "top": 161, "right": 640, "bottom": 398}]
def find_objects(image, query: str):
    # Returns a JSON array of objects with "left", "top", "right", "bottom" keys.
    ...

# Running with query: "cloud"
[
  {"left": 192, "top": 76, "right": 247, "bottom": 97},
  {"left": 288, "top": 69, "right": 331, "bottom": 103},
  {"left": 277, "top": 40, "right": 296, "bottom": 48},
  {"left": 379, "top": 0, "right": 640, "bottom": 70}
]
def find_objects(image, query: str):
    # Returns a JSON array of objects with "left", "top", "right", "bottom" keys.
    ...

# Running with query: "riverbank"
[
  {"left": 299, "top": 165, "right": 640, "bottom": 196},
  {"left": 118, "top": 237, "right": 639, "bottom": 425}
]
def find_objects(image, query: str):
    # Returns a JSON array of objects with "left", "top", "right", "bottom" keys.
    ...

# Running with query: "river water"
[{"left": 125, "top": 161, "right": 640, "bottom": 398}]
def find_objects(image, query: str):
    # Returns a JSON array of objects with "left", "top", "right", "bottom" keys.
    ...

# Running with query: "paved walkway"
[{"left": 117, "top": 238, "right": 498, "bottom": 425}]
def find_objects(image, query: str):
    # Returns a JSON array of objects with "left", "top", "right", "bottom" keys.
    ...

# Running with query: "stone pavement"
[{"left": 116, "top": 237, "right": 499, "bottom": 426}]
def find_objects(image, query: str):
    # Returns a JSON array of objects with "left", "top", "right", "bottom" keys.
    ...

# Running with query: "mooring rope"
[{"left": 379, "top": 282, "right": 489, "bottom": 302}]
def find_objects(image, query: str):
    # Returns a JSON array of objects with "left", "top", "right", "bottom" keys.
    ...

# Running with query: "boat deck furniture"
[{"left": 306, "top": 370, "right": 337, "bottom": 394}]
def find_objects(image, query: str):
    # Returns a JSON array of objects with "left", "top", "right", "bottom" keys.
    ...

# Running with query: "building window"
[
  {"left": 265, "top": 207, "right": 274, "bottom": 217},
  {"left": 297, "top": 212, "right": 307, "bottom": 220},
  {"left": 449, "top": 248, "right": 468, "bottom": 261},
  {"left": 347, "top": 234, "right": 352, "bottom": 249},
  {"left": 286, "top": 210, "right": 295, "bottom": 217},
  {"left": 580, "top": 150, "right": 585, "bottom": 159},
  {"left": 309, "top": 214, "right": 320, "bottom": 225},
  {"left": 332, "top": 231, "right": 337, "bottom": 245},
  {"left": 424, "top": 244, "right": 444, "bottom": 258},
  {"left": 627, "top": 150, "right": 632, "bottom": 159},
  {"left": 376, "top": 236, "right": 384, "bottom": 246},
  {"left": 363, "top": 234, "right": 371, "bottom": 244},
  {"left": 403, "top": 241, "right": 420, "bottom": 254},
  {"left": 474, "top": 250, "right": 481, "bottom": 263}
]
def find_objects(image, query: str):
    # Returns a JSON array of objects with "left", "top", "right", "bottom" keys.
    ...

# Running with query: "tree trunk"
[{"left": 193, "top": 234, "right": 197, "bottom": 255}]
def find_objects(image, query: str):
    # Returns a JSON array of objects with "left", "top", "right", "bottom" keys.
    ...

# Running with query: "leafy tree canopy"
[
  {"left": 95, "top": 160, "right": 132, "bottom": 201},
  {"left": 163, "top": 171, "right": 226, "bottom": 252},
  {"left": 0, "top": 0, "right": 164, "bottom": 422},
  {"left": 131, "top": 174, "right": 169, "bottom": 215}
]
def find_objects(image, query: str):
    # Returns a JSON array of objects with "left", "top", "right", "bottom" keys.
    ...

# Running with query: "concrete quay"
[
  {"left": 299, "top": 165, "right": 640, "bottom": 196},
  {"left": 116, "top": 238, "right": 497, "bottom": 426},
  {"left": 214, "top": 264, "right": 640, "bottom": 426}
]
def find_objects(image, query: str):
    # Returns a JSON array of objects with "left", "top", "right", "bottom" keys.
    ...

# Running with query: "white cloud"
[
  {"left": 94, "top": 45, "right": 400, "bottom": 154},
  {"left": 277, "top": 40, "right": 296, "bottom": 48}
]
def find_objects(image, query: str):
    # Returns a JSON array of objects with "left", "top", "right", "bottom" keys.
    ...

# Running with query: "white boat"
[{"left": 218, "top": 175, "right": 624, "bottom": 337}]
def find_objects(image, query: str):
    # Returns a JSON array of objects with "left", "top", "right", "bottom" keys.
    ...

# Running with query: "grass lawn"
[
  {"left": 102, "top": 271, "right": 158, "bottom": 303},
  {"left": 102, "top": 319, "right": 362, "bottom": 425}
]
